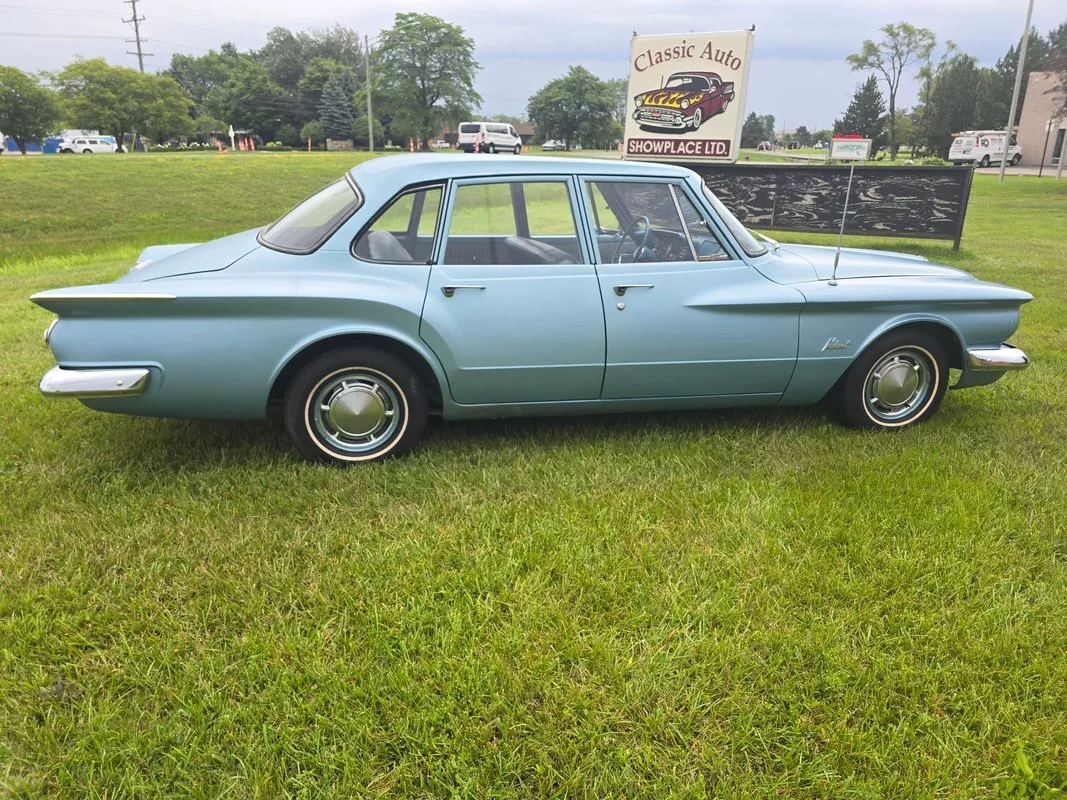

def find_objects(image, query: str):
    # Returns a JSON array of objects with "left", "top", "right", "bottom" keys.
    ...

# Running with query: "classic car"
[
  {"left": 632, "top": 71, "right": 735, "bottom": 133},
  {"left": 33, "top": 154, "right": 1031, "bottom": 465}
]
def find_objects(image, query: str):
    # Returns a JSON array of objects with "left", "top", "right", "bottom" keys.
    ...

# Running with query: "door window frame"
[{"left": 436, "top": 175, "right": 596, "bottom": 267}]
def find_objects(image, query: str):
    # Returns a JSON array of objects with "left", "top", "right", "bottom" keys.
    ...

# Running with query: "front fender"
[{"left": 779, "top": 276, "right": 1030, "bottom": 405}]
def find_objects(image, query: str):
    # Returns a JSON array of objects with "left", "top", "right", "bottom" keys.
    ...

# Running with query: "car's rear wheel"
[
  {"left": 284, "top": 347, "right": 427, "bottom": 464},
  {"left": 836, "top": 329, "right": 948, "bottom": 429},
  {"left": 487, "top": 143, "right": 496, "bottom": 154},
  {"left": 82, "top": 149, "right": 93, "bottom": 154}
]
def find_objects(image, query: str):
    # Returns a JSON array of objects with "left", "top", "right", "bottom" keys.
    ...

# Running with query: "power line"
[
  {"left": 0, "top": 31, "right": 125, "bottom": 39},
  {"left": 123, "top": 0, "right": 150, "bottom": 72}
]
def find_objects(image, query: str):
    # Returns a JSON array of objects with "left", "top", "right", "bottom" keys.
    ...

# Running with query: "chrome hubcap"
[
  {"left": 310, "top": 370, "right": 402, "bottom": 454},
  {"left": 864, "top": 347, "right": 934, "bottom": 422}
]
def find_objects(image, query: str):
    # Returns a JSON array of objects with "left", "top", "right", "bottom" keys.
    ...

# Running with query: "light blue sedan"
[{"left": 33, "top": 155, "right": 1032, "bottom": 464}]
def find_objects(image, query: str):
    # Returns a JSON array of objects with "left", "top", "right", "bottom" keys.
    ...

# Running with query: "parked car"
[
  {"left": 757, "top": 141, "right": 773, "bottom": 151},
  {"left": 32, "top": 154, "right": 1032, "bottom": 464},
  {"left": 949, "top": 130, "right": 1021, "bottom": 167},
  {"left": 58, "top": 136, "right": 118, "bottom": 154},
  {"left": 430, "top": 139, "right": 450, "bottom": 149},
  {"left": 541, "top": 139, "right": 567, "bottom": 151},
  {"left": 456, "top": 121, "right": 522, "bottom": 154},
  {"left": 632, "top": 71, "right": 734, "bottom": 133}
]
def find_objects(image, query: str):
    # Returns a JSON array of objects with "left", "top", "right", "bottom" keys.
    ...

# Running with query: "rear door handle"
[
  {"left": 613, "top": 284, "right": 654, "bottom": 296},
  {"left": 441, "top": 285, "right": 486, "bottom": 298}
]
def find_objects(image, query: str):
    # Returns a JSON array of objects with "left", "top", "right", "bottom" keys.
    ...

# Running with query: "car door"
[
  {"left": 580, "top": 178, "right": 802, "bottom": 400},
  {"left": 420, "top": 176, "right": 606, "bottom": 405}
]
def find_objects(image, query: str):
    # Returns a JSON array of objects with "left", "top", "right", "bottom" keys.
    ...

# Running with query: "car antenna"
[{"left": 829, "top": 160, "right": 857, "bottom": 287}]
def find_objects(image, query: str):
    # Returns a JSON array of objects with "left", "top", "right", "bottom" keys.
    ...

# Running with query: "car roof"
[{"left": 349, "top": 153, "right": 695, "bottom": 188}]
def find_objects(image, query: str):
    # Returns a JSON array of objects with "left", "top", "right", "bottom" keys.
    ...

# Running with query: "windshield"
[
  {"left": 701, "top": 184, "right": 768, "bottom": 257},
  {"left": 259, "top": 178, "right": 362, "bottom": 253},
  {"left": 665, "top": 75, "right": 709, "bottom": 91}
]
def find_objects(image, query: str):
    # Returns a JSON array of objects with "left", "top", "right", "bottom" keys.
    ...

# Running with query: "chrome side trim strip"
[
  {"left": 29, "top": 292, "right": 177, "bottom": 302},
  {"left": 39, "top": 366, "right": 150, "bottom": 398},
  {"left": 967, "top": 344, "right": 1029, "bottom": 371}
]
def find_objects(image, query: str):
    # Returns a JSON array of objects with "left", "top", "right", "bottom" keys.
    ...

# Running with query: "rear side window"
[
  {"left": 259, "top": 178, "right": 363, "bottom": 254},
  {"left": 353, "top": 185, "right": 443, "bottom": 263},
  {"left": 459, "top": 123, "right": 481, "bottom": 134},
  {"left": 443, "top": 180, "right": 583, "bottom": 265}
]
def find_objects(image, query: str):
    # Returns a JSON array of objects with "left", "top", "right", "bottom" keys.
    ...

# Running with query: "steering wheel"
[{"left": 611, "top": 215, "right": 651, "bottom": 263}]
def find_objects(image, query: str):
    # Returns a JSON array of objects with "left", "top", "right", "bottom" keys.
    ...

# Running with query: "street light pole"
[
  {"left": 999, "top": 0, "right": 1033, "bottom": 183},
  {"left": 364, "top": 34, "right": 374, "bottom": 152}
]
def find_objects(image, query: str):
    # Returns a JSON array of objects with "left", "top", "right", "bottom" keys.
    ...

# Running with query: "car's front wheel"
[
  {"left": 513, "top": 144, "right": 521, "bottom": 154},
  {"left": 284, "top": 347, "right": 428, "bottom": 464},
  {"left": 979, "top": 155, "right": 991, "bottom": 167},
  {"left": 1010, "top": 153, "right": 1022, "bottom": 166},
  {"left": 837, "top": 329, "right": 949, "bottom": 429}
]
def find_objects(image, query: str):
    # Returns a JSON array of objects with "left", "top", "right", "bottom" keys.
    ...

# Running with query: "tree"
[
  {"left": 922, "top": 54, "right": 980, "bottom": 157},
  {"left": 488, "top": 113, "right": 523, "bottom": 125},
  {"left": 55, "top": 58, "right": 192, "bottom": 150},
  {"left": 527, "top": 66, "right": 617, "bottom": 149},
  {"left": 374, "top": 12, "right": 480, "bottom": 150},
  {"left": 0, "top": 66, "right": 61, "bottom": 154},
  {"left": 319, "top": 73, "right": 354, "bottom": 140},
  {"left": 793, "top": 125, "right": 811, "bottom": 147},
  {"left": 834, "top": 75, "right": 888, "bottom": 152},
  {"left": 740, "top": 112, "right": 762, "bottom": 148},
  {"left": 604, "top": 77, "right": 628, "bottom": 125},
  {"left": 759, "top": 114, "right": 776, "bottom": 143},
  {"left": 202, "top": 59, "right": 293, "bottom": 141},
  {"left": 300, "top": 120, "right": 324, "bottom": 147},
  {"left": 847, "top": 23, "right": 936, "bottom": 158},
  {"left": 297, "top": 59, "right": 356, "bottom": 120}
]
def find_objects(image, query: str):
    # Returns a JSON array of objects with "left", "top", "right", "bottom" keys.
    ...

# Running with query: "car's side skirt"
[{"left": 442, "top": 392, "right": 781, "bottom": 421}]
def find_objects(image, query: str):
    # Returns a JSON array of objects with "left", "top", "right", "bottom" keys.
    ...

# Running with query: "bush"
[
  {"left": 922, "top": 155, "right": 949, "bottom": 166},
  {"left": 263, "top": 142, "right": 292, "bottom": 152},
  {"left": 275, "top": 123, "right": 299, "bottom": 147}
]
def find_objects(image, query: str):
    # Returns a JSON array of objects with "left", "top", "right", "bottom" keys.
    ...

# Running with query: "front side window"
[
  {"left": 700, "top": 184, "right": 768, "bottom": 258},
  {"left": 353, "top": 185, "right": 442, "bottom": 263},
  {"left": 443, "top": 180, "right": 582, "bottom": 265},
  {"left": 584, "top": 180, "right": 695, "bottom": 264},
  {"left": 260, "top": 177, "right": 363, "bottom": 254}
]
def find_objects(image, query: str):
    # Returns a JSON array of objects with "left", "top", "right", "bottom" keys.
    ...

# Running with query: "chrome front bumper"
[
  {"left": 39, "top": 366, "right": 150, "bottom": 398},
  {"left": 633, "top": 109, "right": 687, "bottom": 129},
  {"left": 967, "top": 344, "right": 1029, "bottom": 371}
]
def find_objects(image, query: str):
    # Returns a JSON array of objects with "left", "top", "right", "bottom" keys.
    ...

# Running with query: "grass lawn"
[{"left": 1, "top": 153, "right": 1065, "bottom": 798}]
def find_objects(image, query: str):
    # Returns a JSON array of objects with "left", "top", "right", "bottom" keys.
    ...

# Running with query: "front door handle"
[
  {"left": 613, "top": 284, "right": 654, "bottom": 296},
  {"left": 441, "top": 285, "right": 486, "bottom": 298}
]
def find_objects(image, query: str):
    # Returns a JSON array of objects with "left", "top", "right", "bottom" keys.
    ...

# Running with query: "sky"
[{"left": 1, "top": 0, "right": 1063, "bottom": 131}]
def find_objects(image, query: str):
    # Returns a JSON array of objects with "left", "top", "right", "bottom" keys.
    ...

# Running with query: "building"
[{"left": 1017, "top": 71, "right": 1066, "bottom": 168}]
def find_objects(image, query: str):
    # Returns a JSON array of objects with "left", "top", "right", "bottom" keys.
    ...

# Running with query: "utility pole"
[
  {"left": 364, "top": 34, "right": 374, "bottom": 152},
  {"left": 123, "top": 0, "right": 151, "bottom": 73},
  {"left": 999, "top": 0, "right": 1033, "bottom": 183}
]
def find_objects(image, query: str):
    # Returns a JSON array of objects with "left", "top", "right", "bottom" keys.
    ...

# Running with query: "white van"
[
  {"left": 949, "top": 130, "right": 1021, "bottom": 167},
  {"left": 457, "top": 122, "right": 522, "bottom": 154}
]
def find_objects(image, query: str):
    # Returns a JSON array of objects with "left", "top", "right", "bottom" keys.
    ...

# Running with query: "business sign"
[
  {"left": 623, "top": 30, "right": 754, "bottom": 163},
  {"left": 830, "top": 138, "right": 872, "bottom": 161}
]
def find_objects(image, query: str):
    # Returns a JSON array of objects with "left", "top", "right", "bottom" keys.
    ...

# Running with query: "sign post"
[{"left": 622, "top": 29, "right": 754, "bottom": 164}]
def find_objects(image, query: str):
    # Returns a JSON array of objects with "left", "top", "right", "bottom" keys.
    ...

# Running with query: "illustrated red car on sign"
[{"left": 632, "top": 71, "right": 735, "bottom": 133}]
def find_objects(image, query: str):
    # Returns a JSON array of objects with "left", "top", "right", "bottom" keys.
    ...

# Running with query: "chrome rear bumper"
[
  {"left": 967, "top": 344, "right": 1029, "bottom": 371},
  {"left": 39, "top": 366, "right": 150, "bottom": 398}
]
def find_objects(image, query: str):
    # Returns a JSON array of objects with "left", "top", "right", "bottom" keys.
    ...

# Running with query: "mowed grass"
[{"left": 1, "top": 153, "right": 1066, "bottom": 798}]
